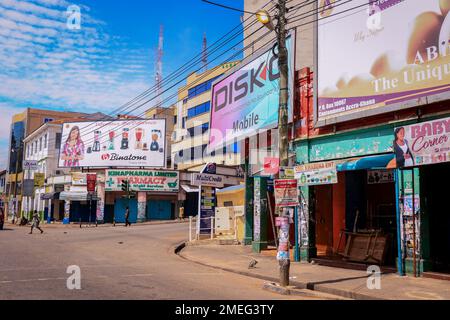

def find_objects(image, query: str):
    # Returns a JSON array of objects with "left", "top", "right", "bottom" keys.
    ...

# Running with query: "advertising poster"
[
  {"left": 86, "top": 174, "right": 97, "bottom": 194},
  {"left": 199, "top": 186, "right": 216, "bottom": 235},
  {"left": 317, "top": 0, "right": 450, "bottom": 124},
  {"left": 59, "top": 119, "right": 166, "bottom": 168},
  {"left": 274, "top": 179, "right": 299, "bottom": 207},
  {"left": 209, "top": 36, "right": 294, "bottom": 149},
  {"left": 71, "top": 172, "right": 86, "bottom": 186},
  {"left": 295, "top": 161, "right": 338, "bottom": 186},
  {"left": 105, "top": 170, "right": 179, "bottom": 192},
  {"left": 253, "top": 178, "right": 261, "bottom": 242},
  {"left": 23, "top": 179, "right": 35, "bottom": 197},
  {"left": 393, "top": 116, "right": 450, "bottom": 168},
  {"left": 34, "top": 173, "right": 45, "bottom": 188}
]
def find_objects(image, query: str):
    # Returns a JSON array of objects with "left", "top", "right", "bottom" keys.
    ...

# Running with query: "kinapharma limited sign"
[
  {"left": 316, "top": 0, "right": 450, "bottom": 125},
  {"left": 209, "top": 34, "right": 295, "bottom": 149},
  {"left": 105, "top": 170, "right": 179, "bottom": 192}
]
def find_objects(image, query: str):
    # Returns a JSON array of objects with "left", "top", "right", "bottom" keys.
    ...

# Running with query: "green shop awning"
[{"left": 337, "top": 154, "right": 394, "bottom": 172}]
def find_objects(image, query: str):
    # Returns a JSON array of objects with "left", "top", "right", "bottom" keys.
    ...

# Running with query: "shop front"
[
  {"left": 393, "top": 116, "right": 450, "bottom": 277},
  {"left": 104, "top": 169, "right": 179, "bottom": 223}
]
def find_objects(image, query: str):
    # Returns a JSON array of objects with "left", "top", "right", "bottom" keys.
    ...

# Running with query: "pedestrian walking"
[
  {"left": 125, "top": 206, "right": 131, "bottom": 227},
  {"left": 29, "top": 210, "right": 44, "bottom": 234}
]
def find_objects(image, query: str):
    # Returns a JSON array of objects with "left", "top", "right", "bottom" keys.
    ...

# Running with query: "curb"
[{"left": 175, "top": 242, "right": 382, "bottom": 301}]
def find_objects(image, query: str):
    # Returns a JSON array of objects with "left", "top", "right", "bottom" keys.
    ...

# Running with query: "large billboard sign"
[
  {"left": 316, "top": 0, "right": 450, "bottom": 125},
  {"left": 209, "top": 35, "right": 294, "bottom": 149},
  {"left": 393, "top": 116, "right": 450, "bottom": 168},
  {"left": 58, "top": 119, "right": 166, "bottom": 168}
]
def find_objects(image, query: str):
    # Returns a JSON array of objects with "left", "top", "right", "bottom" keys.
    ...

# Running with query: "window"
[
  {"left": 182, "top": 117, "right": 186, "bottom": 129},
  {"left": 34, "top": 141, "right": 37, "bottom": 153},
  {"left": 27, "top": 145, "right": 30, "bottom": 157},
  {"left": 55, "top": 133, "right": 62, "bottom": 148},
  {"left": 39, "top": 137, "right": 42, "bottom": 151},
  {"left": 187, "top": 101, "right": 211, "bottom": 119},
  {"left": 43, "top": 118, "right": 53, "bottom": 123},
  {"left": 174, "top": 115, "right": 177, "bottom": 124},
  {"left": 187, "top": 123, "right": 209, "bottom": 137},
  {"left": 187, "top": 76, "right": 221, "bottom": 100},
  {"left": 44, "top": 134, "right": 47, "bottom": 149}
]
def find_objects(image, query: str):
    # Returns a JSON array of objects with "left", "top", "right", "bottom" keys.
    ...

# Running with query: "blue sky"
[{"left": 0, "top": 0, "right": 244, "bottom": 169}]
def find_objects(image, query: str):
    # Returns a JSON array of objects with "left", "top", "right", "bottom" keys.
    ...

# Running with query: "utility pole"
[{"left": 276, "top": 0, "right": 290, "bottom": 287}]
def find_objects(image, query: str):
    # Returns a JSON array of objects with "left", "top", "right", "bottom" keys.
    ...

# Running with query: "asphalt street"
[{"left": 0, "top": 222, "right": 337, "bottom": 300}]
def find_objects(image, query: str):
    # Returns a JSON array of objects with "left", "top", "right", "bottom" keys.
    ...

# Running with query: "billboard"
[
  {"left": 209, "top": 35, "right": 294, "bottom": 149},
  {"left": 393, "top": 116, "right": 450, "bottom": 168},
  {"left": 58, "top": 119, "right": 166, "bottom": 168},
  {"left": 316, "top": 0, "right": 450, "bottom": 125},
  {"left": 105, "top": 169, "right": 179, "bottom": 192}
]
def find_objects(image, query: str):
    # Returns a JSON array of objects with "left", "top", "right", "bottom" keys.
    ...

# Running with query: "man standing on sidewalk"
[
  {"left": 125, "top": 206, "right": 131, "bottom": 227},
  {"left": 29, "top": 210, "right": 44, "bottom": 234}
]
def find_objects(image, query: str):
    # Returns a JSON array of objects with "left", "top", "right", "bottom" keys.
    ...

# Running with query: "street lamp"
[{"left": 256, "top": 10, "right": 274, "bottom": 31}]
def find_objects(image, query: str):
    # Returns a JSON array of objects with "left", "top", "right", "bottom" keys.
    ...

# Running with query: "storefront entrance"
[
  {"left": 313, "top": 169, "right": 398, "bottom": 267},
  {"left": 422, "top": 162, "right": 450, "bottom": 274}
]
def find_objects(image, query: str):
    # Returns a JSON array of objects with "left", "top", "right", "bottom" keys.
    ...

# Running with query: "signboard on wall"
[
  {"left": 191, "top": 173, "right": 225, "bottom": 188},
  {"left": 317, "top": 0, "right": 450, "bottom": 125},
  {"left": 58, "top": 119, "right": 166, "bottom": 168},
  {"left": 23, "top": 160, "right": 38, "bottom": 171},
  {"left": 393, "top": 117, "right": 450, "bottom": 168},
  {"left": 274, "top": 179, "right": 299, "bottom": 207},
  {"left": 105, "top": 170, "right": 179, "bottom": 192},
  {"left": 367, "top": 170, "right": 394, "bottom": 184},
  {"left": 209, "top": 35, "right": 294, "bottom": 149},
  {"left": 295, "top": 161, "right": 338, "bottom": 186},
  {"left": 23, "top": 179, "right": 35, "bottom": 197},
  {"left": 71, "top": 172, "right": 86, "bottom": 186},
  {"left": 34, "top": 173, "right": 45, "bottom": 188}
]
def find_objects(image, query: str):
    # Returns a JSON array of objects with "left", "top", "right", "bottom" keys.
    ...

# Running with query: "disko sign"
[
  {"left": 317, "top": 0, "right": 450, "bottom": 124},
  {"left": 191, "top": 173, "right": 225, "bottom": 188},
  {"left": 295, "top": 161, "right": 338, "bottom": 186},
  {"left": 393, "top": 117, "right": 450, "bottom": 168},
  {"left": 209, "top": 35, "right": 294, "bottom": 149},
  {"left": 58, "top": 119, "right": 166, "bottom": 168},
  {"left": 105, "top": 170, "right": 179, "bottom": 192}
]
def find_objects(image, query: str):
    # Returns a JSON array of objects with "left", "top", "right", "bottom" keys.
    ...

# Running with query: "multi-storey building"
[
  {"left": 5, "top": 108, "right": 107, "bottom": 220},
  {"left": 171, "top": 61, "right": 241, "bottom": 171}
]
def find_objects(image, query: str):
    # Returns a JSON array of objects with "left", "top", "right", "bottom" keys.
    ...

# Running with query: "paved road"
[{"left": 0, "top": 223, "right": 335, "bottom": 300}]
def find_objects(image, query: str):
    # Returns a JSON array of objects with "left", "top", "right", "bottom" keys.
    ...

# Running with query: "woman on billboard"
[
  {"left": 61, "top": 126, "right": 85, "bottom": 167},
  {"left": 393, "top": 127, "right": 414, "bottom": 168}
]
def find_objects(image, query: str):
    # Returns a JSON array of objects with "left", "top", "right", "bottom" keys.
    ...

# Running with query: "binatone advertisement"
[
  {"left": 393, "top": 116, "right": 450, "bottom": 168},
  {"left": 209, "top": 35, "right": 294, "bottom": 149},
  {"left": 317, "top": 0, "right": 450, "bottom": 124},
  {"left": 58, "top": 119, "right": 166, "bottom": 168}
]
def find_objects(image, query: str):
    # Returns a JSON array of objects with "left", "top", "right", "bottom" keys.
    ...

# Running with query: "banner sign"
[
  {"left": 105, "top": 170, "right": 179, "bottom": 192},
  {"left": 23, "top": 160, "right": 38, "bottom": 171},
  {"left": 394, "top": 117, "right": 450, "bottom": 168},
  {"left": 86, "top": 174, "right": 97, "bottom": 194},
  {"left": 191, "top": 173, "right": 225, "bottom": 188},
  {"left": 58, "top": 119, "right": 166, "bottom": 168},
  {"left": 317, "top": 0, "right": 450, "bottom": 124},
  {"left": 295, "top": 161, "right": 338, "bottom": 186},
  {"left": 198, "top": 186, "right": 216, "bottom": 235},
  {"left": 209, "top": 35, "right": 294, "bottom": 149},
  {"left": 274, "top": 179, "right": 299, "bottom": 207},
  {"left": 34, "top": 173, "right": 45, "bottom": 188},
  {"left": 71, "top": 172, "right": 86, "bottom": 186},
  {"left": 279, "top": 167, "right": 295, "bottom": 179}
]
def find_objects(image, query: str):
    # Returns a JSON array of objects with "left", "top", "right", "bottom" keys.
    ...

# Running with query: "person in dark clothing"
[
  {"left": 125, "top": 207, "right": 131, "bottom": 227},
  {"left": 393, "top": 127, "right": 414, "bottom": 168},
  {"left": 29, "top": 210, "right": 44, "bottom": 234}
]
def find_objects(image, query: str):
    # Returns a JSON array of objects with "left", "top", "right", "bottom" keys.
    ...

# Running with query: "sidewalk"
[
  {"left": 178, "top": 243, "right": 450, "bottom": 300},
  {"left": 5, "top": 219, "right": 188, "bottom": 229}
]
